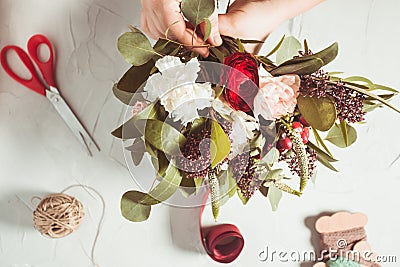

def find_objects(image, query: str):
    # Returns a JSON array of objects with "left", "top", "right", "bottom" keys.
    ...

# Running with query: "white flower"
[
  {"left": 212, "top": 98, "right": 259, "bottom": 157},
  {"left": 143, "top": 56, "right": 214, "bottom": 125},
  {"left": 230, "top": 110, "right": 259, "bottom": 157}
]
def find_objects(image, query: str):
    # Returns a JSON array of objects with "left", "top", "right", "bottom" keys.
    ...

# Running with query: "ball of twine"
[{"left": 33, "top": 193, "right": 84, "bottom": 238}]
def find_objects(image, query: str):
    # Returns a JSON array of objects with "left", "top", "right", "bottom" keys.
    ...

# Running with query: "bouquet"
[{"left": 112, "top": 2, "right": 399, "bottom": 223}]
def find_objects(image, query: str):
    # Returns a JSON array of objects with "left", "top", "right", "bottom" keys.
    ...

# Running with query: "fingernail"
[{"left": 213, "top": 35, "right": 222, "bottom": 46}]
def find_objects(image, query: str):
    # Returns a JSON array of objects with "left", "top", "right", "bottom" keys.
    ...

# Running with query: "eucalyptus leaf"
[
  {"left": 271, "top": 57, "right": 324, "bottom": 76},
  {"left": 267, "top": 184, "right": 282, "bottom": 211},
  {"left": 116, "top": 60, "right": 155, "bottom": 94},
  {"left": 263, "top": 147, "right": 280, "bottom": 165},
  {"left": 112, "top": 84, "right": 137, "bottom": 106},
  {"left": 297, "top": 96, "right": 337, "bottom": 131},
  {"left": 325, "top": 122, "right": 357, "bottom": 148},
  {"left": 111, "top": 103, "right": 157, "bottom": 139},
  {"left": 153, "top": 38, "right": 181, "bottom": 55},
  {"left": 117, "top": 32, "right": 159, "bottom": 66},
  {"left": 121, "top": 191, "right": 153, "bottom": 222},
  {"left": 203, "top": 18, "right": 212, "bottom": 41},
  {"left": 146, "top": 165, "right": 183, "bottom": 203},
  {"left": 112, "top": 118, "right": 142, "bottom": 139},
  {"left": 276, "top": 36, "right": 302, "bottom": 65},
  {"left": 181, "top": 0, "right": 215, "bottom": 26},
  {"left": 126, "top": 138, "right": 146, "bottom": 166},
  {"left": 136, "top": 119, "right": 187, "bottom": 155},
  {"left": 210, "top": 120, "right": 231, "bottom": 168}
]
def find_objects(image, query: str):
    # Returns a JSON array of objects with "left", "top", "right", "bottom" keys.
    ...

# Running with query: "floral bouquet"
[{"left": 112, "top": 2, "right": 399, "bottom": 224}]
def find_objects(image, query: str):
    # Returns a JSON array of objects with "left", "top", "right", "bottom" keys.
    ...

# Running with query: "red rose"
[{"left": 221, "top": 52, "right": 259, "bottom": 113}]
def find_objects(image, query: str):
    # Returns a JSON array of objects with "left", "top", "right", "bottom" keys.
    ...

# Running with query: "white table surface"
[{"left": 1, "top": 0, "right": 399, "bottom": 266}]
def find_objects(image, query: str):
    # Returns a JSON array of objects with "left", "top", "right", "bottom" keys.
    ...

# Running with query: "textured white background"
[{"left": 0, "top": 0, "right": 399, "bottom": 266}]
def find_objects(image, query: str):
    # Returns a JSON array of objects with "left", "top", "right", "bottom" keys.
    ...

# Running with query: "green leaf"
[
  {"left": 281, "top": 42, "right": 338, "bottom": 67},
  {"left": 271, "top": 57, "right": 324, "bottom": 76},
  {"left": 316, "top": 154, "right": 339, "bottom": 172},
  {"left": 265, "top": 35, "right": 285, "bottom": 57},
  {"left": 304, "top": 39, "right": 309, "bottom": 53},
  {"left": 307, "top": 141, "right": 338, "bottom": 162},
  {"left": 116, "top": 60, "right": 155, "bottom": 94},
  {"left": 121, "top": 191, "right": 152, "bottom": 222},
  {"left": 239, "top": 39, "right": 264, "bottom": 44},
  {"left": 297, "top": 96, "right": 337, "bottom": 131},
  {"left": 181, "top": 0, "right": 215, "bottom": 26},
  {"left": 209, "top": 47, "right": 225, "bottom": 63},
  {"left": 153, "top": 38, "right": 181, "bottom": 55},
  {"left": 118, "top": 31, "right": 159, "bottom": 66},
  {"left": 267, "top": 185, "right": 282, "bottom": 211},
  {"left": 369, "top": 83, "right": 399, "bottom": 93},
  {"left": 255, "top": 55, "right": 277, "bottom": 72},
  {"left": 263, "top": 147, "right": 280, "bottom": 165},
  {"left": 194, "top": 177, "right": 204, "bottom": 195},
  {"left": 276, "top": 36, "right": 302, "bottom": 65},
  {"left": 146, "top": 165, "right": 183, "bottom": 203},
  {"left": 112, "top": 84, "right": 136, "bottom": 106},
  {"left": 342, "top": 76, "right": 373, "bottom": 86},
  {"left": 111, "top": 103, "right": 157, "bottom": 139},
  {"left": 341, "top": 82, "right": 400, "bottom": 113},
  {"left": 126, "top": 138, "right": 146, "bottom": 166},
  {"left": 213, "top": 85, "right": 224, "bottom": 98},
  {"left": 237, "top": 39, "right": 245, "bottom": 52},
  {"left": 340, "top": 120, "right": 349, "bottom": 147},
  {"left": 203, "top": 18, "right": 212, "bottom": 41},
  {"left": 325, "top": 122, "right": 357, "bottom": 148},
  {"left": 210, "top": 120, "right": 231, "bottom": 168},
  {"left": 311, "top": 127, "right": 333, "bottom": 158},
  {"left": 237, "top": 189, "right": 250, "bottom": 205},
  {"left": 136, "top": 119, "right": 186, "bottom": 155}
]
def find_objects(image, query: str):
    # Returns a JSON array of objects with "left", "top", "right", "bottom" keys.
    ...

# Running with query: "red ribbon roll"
[{"left": 199, "top": 190, "right": 245, "bottom": 263}]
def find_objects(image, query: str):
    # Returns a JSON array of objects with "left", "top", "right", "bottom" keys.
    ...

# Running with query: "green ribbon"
[{"left": 327, "top": 257, "right": 361, "bottom": 267}]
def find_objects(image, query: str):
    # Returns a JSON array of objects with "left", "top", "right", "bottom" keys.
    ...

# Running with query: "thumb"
[{"left": 201, "top": 10, "right": 222, "bottom": 46}]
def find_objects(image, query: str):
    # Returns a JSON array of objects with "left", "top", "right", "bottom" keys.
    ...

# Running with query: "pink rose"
[{"left": 253, "top": 74, "right": 300, "bottom": 120}]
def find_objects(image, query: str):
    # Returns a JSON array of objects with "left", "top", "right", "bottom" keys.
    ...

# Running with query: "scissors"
[{"left": 1, "top": 34, "right": 100, "bottom": 156}]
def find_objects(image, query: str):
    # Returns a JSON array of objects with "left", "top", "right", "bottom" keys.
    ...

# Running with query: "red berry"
[
  {"left": 292, "top": 122, "right": 303, "bottom": 133},
  {"left": 301, "top": 131, "right": 309, "bottom": 144},
  {"left": 278, "top": 137, "right": 293, "bottom": 150},
  {"left": 299, "top": 116, "right": 310, "bottom": 127},
  {"left": 302, "top": 127, "right": 310, "bottom": 139}
]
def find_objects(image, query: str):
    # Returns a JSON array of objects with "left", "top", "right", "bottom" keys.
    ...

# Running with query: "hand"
[
  {"left": 218, "top": 0, "right": 325, "bottom": 53},
  {"left": 140, "top": 0, "right": 222, "bottom": 57}
]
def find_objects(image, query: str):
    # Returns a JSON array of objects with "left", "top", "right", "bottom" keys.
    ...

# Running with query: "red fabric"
[{"left": 199, "top": 190, "right": 244, "bottom": 263}]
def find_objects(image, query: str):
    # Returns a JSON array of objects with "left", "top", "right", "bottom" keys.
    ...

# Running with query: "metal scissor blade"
[{"left": 46, "top": 86, "right": 100, "bottom": 156}]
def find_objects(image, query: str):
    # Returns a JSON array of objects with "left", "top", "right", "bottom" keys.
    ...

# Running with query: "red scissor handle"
[
  {"left": 27, "top": 34, "right": 56, "bottom": 88},
  {"left": 0, "top": 45, "right": 46, "bottom": 96}
]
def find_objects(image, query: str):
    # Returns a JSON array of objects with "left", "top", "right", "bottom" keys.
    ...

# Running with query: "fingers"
[
  {"left": 140, "top": 0, "right": 211, "bottom": 57},
  {"left": 218, "top": 13, "right": 236, "bottom": 38},
  {"left": 200, "top": 10, "right": 222, "bottom": 47}
]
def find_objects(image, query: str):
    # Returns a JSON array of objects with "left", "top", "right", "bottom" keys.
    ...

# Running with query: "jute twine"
[{"left": 33, "top": 193, "right": 85, "bottom": 238}]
